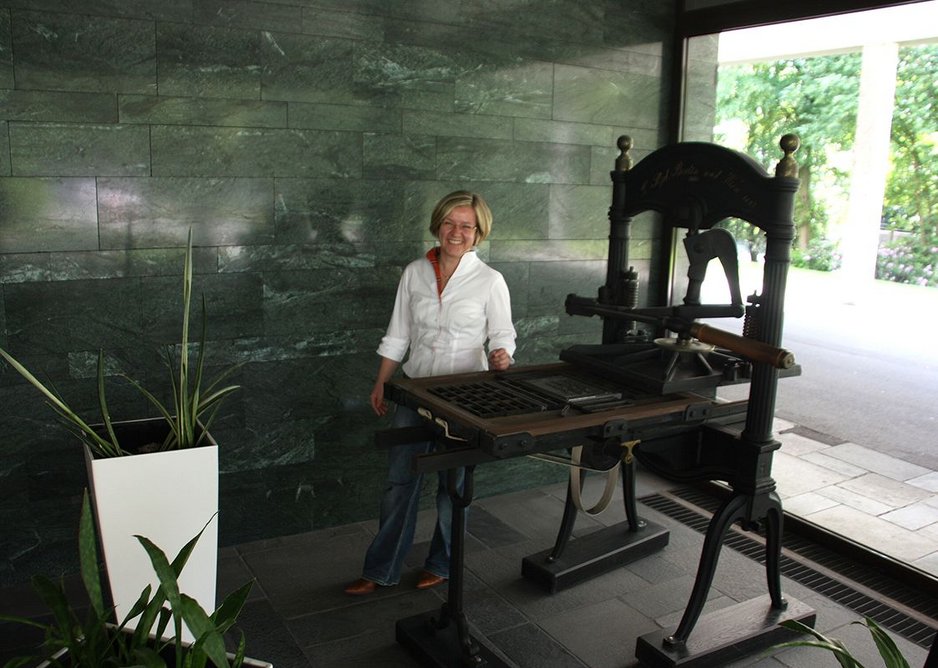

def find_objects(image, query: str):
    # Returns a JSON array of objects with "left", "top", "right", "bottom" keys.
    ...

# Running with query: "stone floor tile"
[
  {"left": 881, "top": 500, "right": 938, "bottom": 530},
  {"left": 911, "top": 471, "right": 938, "bottom": 493},
  {"left": 800, "top": 450, "right": 868, "bottom": 477},
  {"left": 782, "top": 491, "right": 841, "bottom": 516},
  {"left": 772, "top": 451, "right": 852, "bottom": 498},
  {"left": 815, "top": 484, "right": 894, "bottom": 516},
  {"left": 838, "top": 473, "right": 933, "bottom": 509},
  {"left": 777, "top": 431, "right": 829, "bottom": 456},
  {"left": 910, "top": 549, "right": 938, "bottom": 578},
  {"left": 825, "top": 443, "right": 932, "bottom": 481},
  {"left": 807, "top": 505, "right": 938, "bottom": 561}
]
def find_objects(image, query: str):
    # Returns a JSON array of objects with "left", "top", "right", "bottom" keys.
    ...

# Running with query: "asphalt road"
[{"left": 705, "top": 263, "right": 938, "bottom": 470}]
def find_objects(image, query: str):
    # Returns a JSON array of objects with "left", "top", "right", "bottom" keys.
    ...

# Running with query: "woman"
[{"left": 344, "top": 190, "right": 516, "bottom": 595}]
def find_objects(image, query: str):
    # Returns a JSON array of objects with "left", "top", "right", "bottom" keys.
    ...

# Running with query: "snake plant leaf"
[
  {"left": 777, "top": 619, "right": 863, "bottom": 667},
  {"left": 0, "top": 348, "right": 123, "bottom": 458},
  {"left": 78, "top": 491, "right": 106, "bottom": 619},
  {"left": 179, "top": 594, "right": 231, "bottom": 668},
  {"left": 130, "top": 645, "right": 168, "bottom": 668},
  {"left": 859, "top": 618, "right": 911, "bottom": 668}
]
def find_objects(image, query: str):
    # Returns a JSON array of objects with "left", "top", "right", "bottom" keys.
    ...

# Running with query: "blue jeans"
[{"left": 362, "top": 405, "right": 464, "bottom": 586}]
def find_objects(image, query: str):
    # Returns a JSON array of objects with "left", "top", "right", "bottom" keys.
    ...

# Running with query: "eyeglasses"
[{"left": 441, "top": 220, "right": 478, "bottom": 233}]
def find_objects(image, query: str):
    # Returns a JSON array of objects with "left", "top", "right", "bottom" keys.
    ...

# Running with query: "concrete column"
[{"left": 838, "top": 42, "right": 899, "bottom": 298}]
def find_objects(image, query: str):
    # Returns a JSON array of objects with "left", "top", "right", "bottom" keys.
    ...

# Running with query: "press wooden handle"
[{"left": 688, "top": 323, "right": 795, "bottom": 369}]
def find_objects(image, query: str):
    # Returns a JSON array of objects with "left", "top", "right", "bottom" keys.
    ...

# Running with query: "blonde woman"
[{"left": 345, "top": 190, "right": 516, "bottom": 595}]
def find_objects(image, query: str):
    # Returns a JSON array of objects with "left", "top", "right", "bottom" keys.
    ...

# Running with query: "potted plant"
[
  {"left": 0, "top": 490, "right": 270, "bottom": 668},
  {"left": 775, "top": 617, "right": 913, "bottom": 668},
  {"left": 0, "top": 230, "right": 240, "bottom": 640}
]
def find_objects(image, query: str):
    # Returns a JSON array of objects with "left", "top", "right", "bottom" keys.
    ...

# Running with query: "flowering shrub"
[
  {"left": 876, "top": 237, "right": 938, "bottom": 287},
  {"left": 791, "top": 237, "right": 842, "bottom": 272}
]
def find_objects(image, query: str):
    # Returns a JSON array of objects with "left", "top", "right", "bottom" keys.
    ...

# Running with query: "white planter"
[{"left": 84, "top": 419, "right": 219, "bottom": 643}]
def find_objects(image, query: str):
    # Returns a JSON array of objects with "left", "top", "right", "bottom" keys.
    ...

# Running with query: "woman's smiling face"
[{"left": 437, "top": 205, "right": 478, "bottom": 262}]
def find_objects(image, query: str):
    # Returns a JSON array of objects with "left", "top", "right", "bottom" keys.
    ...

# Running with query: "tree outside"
[{"left": 714, "top": 43, "right": 938, "bottom": 286}]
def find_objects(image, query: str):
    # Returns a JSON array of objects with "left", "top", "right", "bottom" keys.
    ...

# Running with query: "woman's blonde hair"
[{"left": 429, "top": 190, "right": 493, "bottom": 243}]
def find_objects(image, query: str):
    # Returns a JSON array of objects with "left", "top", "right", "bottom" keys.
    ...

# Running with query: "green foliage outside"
[{"left": 715, "top": 44, "right": 938, "bottom": 283}]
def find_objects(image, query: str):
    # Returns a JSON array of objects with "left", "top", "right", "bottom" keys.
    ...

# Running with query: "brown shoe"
[
  {"left": 344, "top": 578, "right": 379, "bottom": 596},
  {"left": 416, "top": 571, "right": 447, "bottom": 590}
]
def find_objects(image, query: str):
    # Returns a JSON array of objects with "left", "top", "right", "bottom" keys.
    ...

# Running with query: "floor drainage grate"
[{"left": 640, "top": 488, "right": 938, "bottom": 649}]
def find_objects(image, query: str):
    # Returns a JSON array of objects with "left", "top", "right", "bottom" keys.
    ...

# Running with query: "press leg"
[
  {"left": 665, "top": 493, "right": 748, "bottom": 646},
  {"left": 547, "top": 476, "right": 579, "bottom": 562}
]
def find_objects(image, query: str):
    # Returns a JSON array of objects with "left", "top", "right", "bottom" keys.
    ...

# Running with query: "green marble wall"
[{"left": 0, "top": 0, "right": 680, "bottom": 584}]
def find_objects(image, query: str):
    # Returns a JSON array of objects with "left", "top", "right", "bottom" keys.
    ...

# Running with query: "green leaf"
[
  {"left": 860, "top": 618, "right": 911, "bottom": 668},
  {"left": 0, "top": 348, "right": 121, "bottom": 458},
  {"left": 131, "top": 646, "right": 169, "bottom": 668},
  {"left": 211, "top": 581, "right": 253, "bottom": 633},
  {"left": 78, "top": 490, "right": 106, "bottom": 619},
  {"left": 178, "top": 595, "right": 230, "bottom": 668}
]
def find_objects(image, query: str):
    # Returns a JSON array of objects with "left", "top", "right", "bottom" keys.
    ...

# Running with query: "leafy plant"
[
  {"left": 791, "top": 237, "right": 843, "bottom": 272},
  {"left": 775, "top": 617, "right": 911, "bottom": 668},
  {"left": 0, "top": 230, "right": 240, "bottom": 458},
  {"left": 0, "top": 490, "right": 254, "bottom": 668}
]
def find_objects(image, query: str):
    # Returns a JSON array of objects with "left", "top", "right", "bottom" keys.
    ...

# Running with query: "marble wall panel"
[
  {"left": 157, "top": 22, "right": 262, "bottom": 99},
  {"left": 514, "top": 118, "right": 614, "bottom": 148},
  {"left": 193, "top": 0, "right": 302, "bottom": 33},
  {"left": 9, "top": 123, "right": 150, "bottom": 177},
  {"left": 0, "top": 1, "right": 193, "bottom": 21},
  {"left": 403, "top": 110, "right": 512, "bottom": 140},
  {"left": 97, "top": 177, "right": 276, "bottom": 248},
  {"left": 528, "top": 259, "right": 607, "bottom": 315},
  {"left": 488, "top": 260, "right": 529, "bottom": 319},
  {"left": 602, "top": 0, "right": 675, "bottom": 54},
  {"left": 490, "top": 239, "right": 607, "bottom": 263},
  {"left": 362, "top": 133, "right": 436, "bottom": 180},
  {"left": 261, "top": 32, "right": 395, "bottom": 107},
  {"left": 0, "top": 9, "right": 12, "bottom": 89},
  {"left": 354, "top": 41, "right": 468, "bottom": 99},
  {"left": 301, "top": 6, "right": 385, "bottom": 41},
  {"left": 435, "top": 138, "right": 591, "bottom": 184},
  {"left": 0, "top": 0, "right": 685, "bottom": 577},
  {"left": 0, "top": 252, "right": 55, "bottom": 284},
  {"left": 0, "top": 121, "right": 9, "bottom": 175},
  {"left": 548, "top": 45, "right": 664, "bottom": 77},
  {"left": 289, "top": 102, "right": 400, "bottom": 133},
  {"left": 150, "top": 126, "right": 361, "bottom": 178},
  {"left": 261, "top": 266, "right": 394, "bottom": 337},
  {"left": 460, "top": 0, "right": 604, "bottom": 47},
  {"left": 274, "top": 177, "right": 410, "bottom": 244},
  {"left": 0, "top": 90, "right": 117, "bottom": 123},
  {"left": 3, "top": 278, "right": 147, "bottom": 353},
  {"left": 119, "top": 95, "right": 287, "bottom": 128},
  {"left": 0, "top": 178, "right": 98, "bottom": 252},
  {"left": 11, "top": 10, "right": 156, "bottom": 94},
  {"left": 137, "top": 272, "right": 265, "bottom": 342},
  {"left": 241, "top": 353, "right": 376, "bottom": 424},
  {"left": 548, "top": 185, "right": 613, "bottom": 240},
  {"left": 387, "top": 1, "right": 460, "bottom": 24},
  {"left": 553, "top": 64, "right": 662, "bottom": 128},
  {"left": 7, "top": 247, "right": 213, "bottom": 283},
  {"left": 455, "top": 60, "right": 553, "bottom": 119}
]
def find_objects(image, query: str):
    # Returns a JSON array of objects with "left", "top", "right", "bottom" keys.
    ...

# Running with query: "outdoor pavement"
[{"left": 774, "top": 416, "right": 938, "bottom": 578}]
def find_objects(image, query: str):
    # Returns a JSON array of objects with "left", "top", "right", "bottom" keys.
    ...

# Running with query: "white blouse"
[{"left": 376, "top": 250, "right": 517, "bottom": 379}]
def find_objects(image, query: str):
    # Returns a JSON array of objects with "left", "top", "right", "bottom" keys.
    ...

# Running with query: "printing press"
[{"left": 379, "top": 134, "right": 816, "bottom": 667}]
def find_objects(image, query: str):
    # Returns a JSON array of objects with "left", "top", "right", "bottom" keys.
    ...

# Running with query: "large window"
[{"left": 682, "top": 1, "right": 938, "bottom": 575}]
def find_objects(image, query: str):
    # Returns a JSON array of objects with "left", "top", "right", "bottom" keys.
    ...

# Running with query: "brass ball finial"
[
  {"left": 615, "top": 135, "right": 633, "bottom": 172},
  {"left": 775, "top": 133, "right": 800, "bottom": 178}
]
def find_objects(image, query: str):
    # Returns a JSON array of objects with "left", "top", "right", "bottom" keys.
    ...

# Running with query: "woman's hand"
[
  {"left": 370, "top": 380, "right": 388, "bottom": 416},
  {"left": 488, "top": 347, "right": 511, "bottom": 371}
]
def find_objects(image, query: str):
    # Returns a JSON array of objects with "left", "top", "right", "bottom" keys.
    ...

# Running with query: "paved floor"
[
  {"left": 773, "top": 417, "right": 938, "bottom": 578},
  {"left": 2, "top": 420, "right": 936, "bottom": 668}
]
